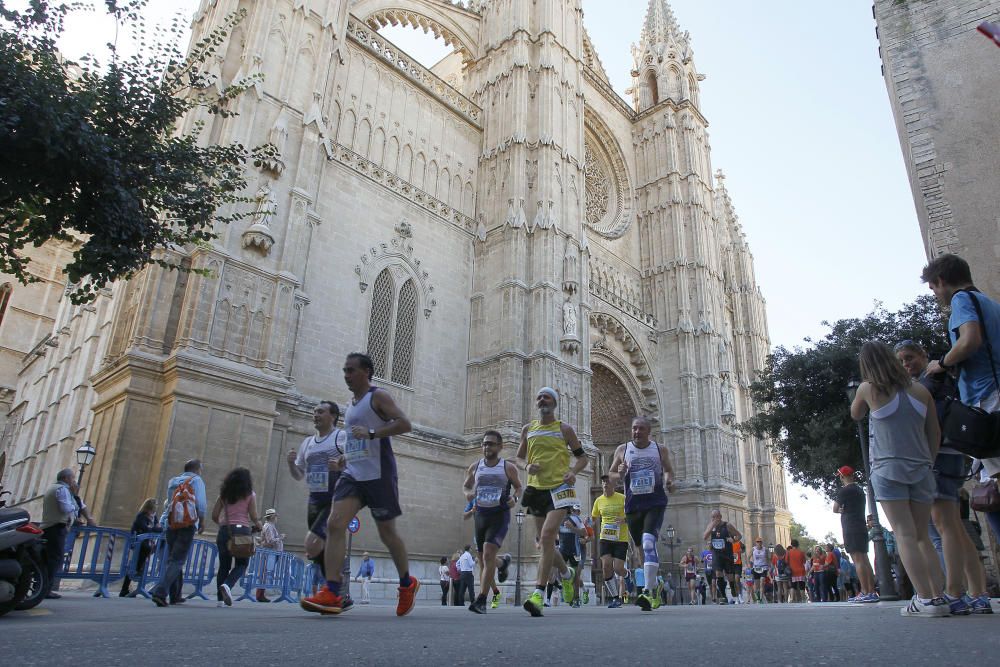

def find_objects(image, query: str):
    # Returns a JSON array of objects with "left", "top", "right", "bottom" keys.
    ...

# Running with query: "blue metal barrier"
[
  {"left": 182, "top": 538, "right": 218, "bottom": 600},
  {"left": 125, "top": 533, "right": 217, "bottom": 600},
  {"left": 127, "top": 532, "right": 167, "bottom": 599},
  {"left": 238, "top": 549, "right": 301, "bottom": 603},
  {"left": 60, "top": 526, "right": 133, "bottom": 597}
]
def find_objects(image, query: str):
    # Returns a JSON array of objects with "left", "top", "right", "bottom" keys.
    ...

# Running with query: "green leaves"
[
  {"left": 0, "top": 3, "right": 274, "bottom": 303},
  {"left": 740, "top": 295, "right": 948, "bottom": 498}
]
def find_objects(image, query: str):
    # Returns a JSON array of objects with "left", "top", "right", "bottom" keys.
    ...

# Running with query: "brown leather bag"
[{"left": 970, "top": 479, "right": 1000, "bottom": 513}]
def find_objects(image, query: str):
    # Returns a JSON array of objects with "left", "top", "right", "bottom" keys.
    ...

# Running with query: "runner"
[
  {"left": 608, "top": 415, "right": 674, "bottom": 611},
  {"left": 462, "top": 430, "right": 522, "bottom": 614},
  {"left": 703, "top": 509, "right": 742, "bottom": 604},
  {"left": 750, "top": 538, "right": 769, "bottom": 603},
  {"left": 592, "top": 474, "right": 631, "bottom": 608},
  {"left": 517, "top": 387, "right": 589, "bottom": 617},
  {"left": 701, "top": 547, "right": 715, "bottom": 602},
  {"left": 681, "top": 547, "right": 698, "bottom": 604},
  {"left": 300, "top": 353, "right": 419, "bottom": 617},
  {"left": 731, "top": 536, "right": 745, "bottom": 603},
  {"left": 786, "top": 539, "right": 808, "bottom": 603},
  {"left": 558, "top": 505, "right": 588, "bottom": 606},
  {"left": 771, "top": 544, "right": 790, "bottom": 603},
  {"left": 285, "top": 401, "right": 346, "bottom": 588}
]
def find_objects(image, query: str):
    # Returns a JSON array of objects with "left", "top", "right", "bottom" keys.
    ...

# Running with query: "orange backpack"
[{"left": 167, "top": 478, "right": 199, "bottom": 529}]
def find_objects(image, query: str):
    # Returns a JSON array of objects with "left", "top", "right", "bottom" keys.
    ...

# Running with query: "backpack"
[{"left": 167, "top": 477, "right": 199, "bottom": 529}]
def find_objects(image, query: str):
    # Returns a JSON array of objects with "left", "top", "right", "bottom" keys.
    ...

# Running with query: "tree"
[
  {"left": 0, "top": 1, "right": 276, "bottom": 302},
  {"left": 789, "top": 519, "right": 818, "bottom": 553},
  {"left": 740, "top": 295, "right": 949, "bottom": 498}
]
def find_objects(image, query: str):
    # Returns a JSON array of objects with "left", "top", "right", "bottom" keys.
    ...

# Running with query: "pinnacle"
[{"left": 640, "top": 0, "right": 682, "bottom": 46}]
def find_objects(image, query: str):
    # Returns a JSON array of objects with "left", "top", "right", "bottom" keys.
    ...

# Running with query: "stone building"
[
  {"left": 874, "top": 0, "right": 1000, "bottom": 296},
  {"left": 0, "top": 0, "right": 790, "bottom": 576}
]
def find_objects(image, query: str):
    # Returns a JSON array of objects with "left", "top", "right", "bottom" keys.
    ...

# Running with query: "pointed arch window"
[
  {"left": 0, "top": 283, "right": 11, "bottom": 329},
  {"left": 366, "top": 268, "right": 419, "bottom": 387}
]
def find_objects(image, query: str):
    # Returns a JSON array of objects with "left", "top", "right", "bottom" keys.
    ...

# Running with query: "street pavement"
[{"left": 5, "top": 591, "right": 1000, "bottom": 665}]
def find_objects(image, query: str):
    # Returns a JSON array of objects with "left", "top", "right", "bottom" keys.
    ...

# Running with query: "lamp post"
[
  {"left": 847, "top": 380, "right": 899, "bottom": 601},
  {"left": 767, "top": 543, "right": 775, "bottom": 602},
  {"left": 515, "top": 510, "right": 525, "bottom": 606},
  {"left": 665, "top": 524, "right": 677, "bottom": 604},
  {"left": 75, "top": 441, "right": 96, "bottom": 487}
]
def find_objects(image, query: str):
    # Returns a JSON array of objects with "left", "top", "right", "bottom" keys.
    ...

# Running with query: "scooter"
[{"left": 0, "top": 487, "right": 49, "bottom": 616}]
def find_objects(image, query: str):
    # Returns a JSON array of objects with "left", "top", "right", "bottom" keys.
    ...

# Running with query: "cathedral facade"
[{"left": 0, "top": 0, "right": 790, "bottom": 569}]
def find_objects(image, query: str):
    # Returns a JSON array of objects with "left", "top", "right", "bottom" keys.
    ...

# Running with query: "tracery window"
[
  {"left": 366, "top": 268, "right": 419, "bottom": 387},
  {"left": 584, "top": 143, "right": 610, "bottom": 227}
]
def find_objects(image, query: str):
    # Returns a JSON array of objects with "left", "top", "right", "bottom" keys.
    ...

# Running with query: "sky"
[{"left": 44, "top": 0, "right": 932, "bottom": 544}]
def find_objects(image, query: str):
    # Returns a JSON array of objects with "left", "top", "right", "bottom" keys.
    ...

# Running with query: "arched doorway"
[{"left": 590, "top": 363, "right": 639, "bottom": 486}]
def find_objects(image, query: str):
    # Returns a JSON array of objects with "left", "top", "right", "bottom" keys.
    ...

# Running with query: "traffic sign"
[{"left": 348, "top": 516, "right": 360, "bottom": 534}]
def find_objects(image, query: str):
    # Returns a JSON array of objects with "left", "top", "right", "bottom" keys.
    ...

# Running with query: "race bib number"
[
  {"left": 306, "top": 464, "right": 329, "bottom": 493},
  {"left": 476, "top": 486, "right": 502, "bottom": 508},
  {"left": 345, "top": 437, "right": 370, "bottom": 462},
  {"left": 753, "top": 567, "right": 767, "bottom": 575},
  {"left": 550, "top": 484, "right": 577, "bottom": 509},
  {"left": 629, "top": 469, "right": 655, "bottom": 495},
  {"left": 711, "top": 538, "right": 725, "bottom": 550},
  {"left": 601, "top": 520, "right": 621, "bottom": 541}
]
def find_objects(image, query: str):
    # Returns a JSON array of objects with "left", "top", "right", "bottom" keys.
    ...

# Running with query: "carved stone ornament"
[{"left": 242, "top": 181, "right": 276, "bottom": 256}]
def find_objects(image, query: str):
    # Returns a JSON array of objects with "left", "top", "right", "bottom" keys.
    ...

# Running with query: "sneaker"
[
  {"left": 523, "top": 590, "right": 544, "bottom": 617},
  {"left": 300, "top": 586, "right": 347, "bottom": 614},
  {"left": 945, "top": 594, "right": 972, "bottom": 615},
  {"left": 216, "top": 601, "right": 225, "bottom": 608},
  {"left": 900, "top": 595, "right": 949, "bottom": 618},
  {"left": 571, "top": 598, "right": 581, "bottom": 608},
  {"left": 220, "top": 584, "right": 233, "bottom": 607},
  {"left": 469, "top": 597, "right": 487, "bottom": 614},
  {"left": 651, "top": 595, "right": 661, "bottom": 610},
  {"left": 607, "top": 597, "right": 623, "bottom": 609},
  {"left": 151, "top": 594, "right": 168, "bottom": 608},
  {"left": 859, "top": 592, "right": 879, "bottom": 603},
  {"left": 561, "top": 567, "right": 575, "bottom": 603},
  {"left": 396, "top": 577, "right": 420, "bottom": 617},
  {"left": 497, "top": 554, "right": 512, "bottom": 583},
  {"left": 491, "top": 592, "right": 501, "bottom": 609},
  {"left": 970, "top": 594, "right": 994, "bottom": 614},
  {"left": 636, "top": 594, "right": 652, "bottom": 612},
  {"left": 171, "top": 597, "right": 186, "bottom": 605}
]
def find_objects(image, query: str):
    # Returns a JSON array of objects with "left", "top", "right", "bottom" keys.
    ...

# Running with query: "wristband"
[{"left": 939, "top": 359, "right": 953, "bottom": 371}]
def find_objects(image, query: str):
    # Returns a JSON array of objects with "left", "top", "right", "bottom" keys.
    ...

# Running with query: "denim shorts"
[
  {"left": 933, "top": 453, "right": 970, "bottom": 502},
  {"left": 870, "top": 467, "right": 936, "bottom": 504}
]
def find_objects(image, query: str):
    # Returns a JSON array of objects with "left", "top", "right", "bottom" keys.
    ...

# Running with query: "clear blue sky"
[{"left": 55, "top": 0, "right": 928, "bottom": 542}]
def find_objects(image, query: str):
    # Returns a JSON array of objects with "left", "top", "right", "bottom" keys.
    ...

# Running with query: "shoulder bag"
[
  {"left": 228, "top": 524, "right": 256, "bottom": 559},
  {"left": 940, "top": 290, "right": 1000, "bottom": 458}
]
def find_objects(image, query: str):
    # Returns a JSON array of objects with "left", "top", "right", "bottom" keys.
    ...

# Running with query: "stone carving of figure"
[
  {"left": 251, "top": 182, "right": 277, "bottom": 228},
  {"left": 718, "top": 338, "right": 731, "bottom": 374},
  {"left": 563, "top": 299, "right": 578, "bottom": 337},
  {"left": 721, "top": 382, "right": 735, "bottom": 418}
]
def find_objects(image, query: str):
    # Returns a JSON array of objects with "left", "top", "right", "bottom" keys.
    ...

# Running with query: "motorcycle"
[{"left": 0, "top": 488, "right": 49, "bottom": 616}]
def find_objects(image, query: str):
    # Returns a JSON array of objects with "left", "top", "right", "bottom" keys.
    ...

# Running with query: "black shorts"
[
  {"left": 731, "top": 563, "right": 743, "bottom": 576},
  {"left": 560, "top": 551, "right": 580, "bottom": 568},
  {"left": 307, "top": 499, "right": 332, "bottom": 539},
  {"left": 474, "top": 510, "right": 510, "bottom": 552},
  {"left": 792, "top": 580, "right": 806, "bottom": 590},
  {"left": 599, "top": 540, "right": 628, "bottom": 561},
  {"left": 752, "top": 568, "right": 767, "bottom": 580},
  {"left": 333, "top": 474, "right": 402, "bottom": 522},
  {"left": 522, "top": 486, "right": 564, "bottom": 517},
  {"left": 712, "top": 552, "right": 732, "bottom": 574},
  {"left": 625, "top": 505, "right": 666, "bottom": 545},
  {"left": 842, "top": 529, "right": 869, "bottom": 556}
]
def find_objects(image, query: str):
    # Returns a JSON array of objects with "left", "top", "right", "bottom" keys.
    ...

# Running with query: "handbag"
[
  {"left": 970, "top": 479, "right": 1000, "bottom": 513},
  {"left": 227, "top": 524, "right": 256, "bottom": 559},
  {"left": 940, "top": 290, "right": 1000, "bottom": 458}
]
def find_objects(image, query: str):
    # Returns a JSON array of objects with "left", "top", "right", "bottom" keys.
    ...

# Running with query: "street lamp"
[
  {"left": 665, "top": 524, "right": 677, "bottom": 604},
  {"left": 515, "top": 510, "right": 525, "bottom": 606},
  {"left": 75, "top": 440, "right": 96, "bottom": 486},
  {"left": 847, "top": 380, "right": 899, "bottom": 601},
  {"left": 767, "top": 543, "right": 775, "bottom": 602}
]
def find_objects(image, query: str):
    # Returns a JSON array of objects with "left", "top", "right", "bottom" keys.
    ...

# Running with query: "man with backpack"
[{"left": 151, "top": 459, "right": 207, "bottom": 607}]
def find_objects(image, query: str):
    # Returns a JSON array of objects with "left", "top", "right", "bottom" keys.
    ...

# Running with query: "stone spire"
[
  {"left": 639, "top": 0, "right": 683, "bottom": 48},
  {"left": 629, "top": 0, "right": 701, "bottom": 112}
]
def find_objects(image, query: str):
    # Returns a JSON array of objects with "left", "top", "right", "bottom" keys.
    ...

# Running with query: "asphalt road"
[{"left": 5, "top": 592, "right": 1000, "bottom": 665}]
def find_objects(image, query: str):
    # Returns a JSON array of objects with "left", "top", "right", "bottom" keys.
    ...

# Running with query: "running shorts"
[
  {"left": 599, "top": 539, "right": 628, "bottom": 561},
  {"left": 474, "top": 510, "right": 510, "bottom": 552},
  {"left": 333, "top": 473, "right": 402, "bottom": 521}
]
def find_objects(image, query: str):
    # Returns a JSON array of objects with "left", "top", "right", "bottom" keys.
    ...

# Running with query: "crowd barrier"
[{"left": 59, "top": 527, "right": 307, "bottom": 603}]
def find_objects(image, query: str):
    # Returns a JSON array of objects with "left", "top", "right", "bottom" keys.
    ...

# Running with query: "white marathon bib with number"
[
  {"left": 629, "top": 469, "right": 655, "bottom": 495},
  {"left": 601, "top": 520, "right": 622, "bottom": 541},
  {"left": 476, "top": 486, "right": 502, "bottom": 508},
  {"left": 550, "top": 483, "right": 577, "bottom": 509},
  {"left": 345, "top": 437, "right": 370, "bottom": 462},
  {"left": 306, "top": 464, "right": 329, "bottom": 493},
  {"left": 711, "top": 538, "right": 725, "bottom": 550}
]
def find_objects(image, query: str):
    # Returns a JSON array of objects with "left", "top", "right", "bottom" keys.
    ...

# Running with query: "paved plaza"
[{"left": 5, "top": 591, "right": 1000, "bottom": 665}]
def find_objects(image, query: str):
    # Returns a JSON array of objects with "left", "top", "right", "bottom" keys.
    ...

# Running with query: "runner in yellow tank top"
[{"left": 516, "top": 387, "right": 589, "bottom": 617}]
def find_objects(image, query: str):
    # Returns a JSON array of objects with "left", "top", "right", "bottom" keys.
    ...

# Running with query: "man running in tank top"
[
  {"left": 462, "top": 430, "right": 522, "bottom": 614},
  {"left": 285, "top": 401, "right": 347, "bottom": 584},
  {"left": 608, "top": 415, "right": 674, "bottom": 611},
  {"left": 517, "top": 387, "right": 589, "bottom": 617},
  {"left": 704, "top": 509, "right": 742, "bottom": 604},
  {"left": 301, "top": 353, "right": 420, "bottom": 617}
]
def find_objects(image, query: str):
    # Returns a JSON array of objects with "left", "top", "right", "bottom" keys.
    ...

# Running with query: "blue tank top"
[{"left": 623, "top": 441, "right": 668, "bottom": 513}]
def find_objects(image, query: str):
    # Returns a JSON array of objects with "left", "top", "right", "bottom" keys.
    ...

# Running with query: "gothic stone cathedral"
[{"left": 0, "top": 0, "right": 791, "bottom": 570}]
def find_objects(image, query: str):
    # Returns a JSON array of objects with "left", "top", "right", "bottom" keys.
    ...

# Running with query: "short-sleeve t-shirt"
[
  {"left": 786, "top": 547, "right": 807, "bottom": 577},
  {"left": 592, "top": 492, "right": 630, "bottom": 543},
  {"left": 949, "top": 290, "right": 1000, "bottom": 405},
  {"left": 294, "top": 430, "right": 348, "bottom": 501},
  {"left": 836, "top": 483, "right": 866, "bottom": 532}
]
